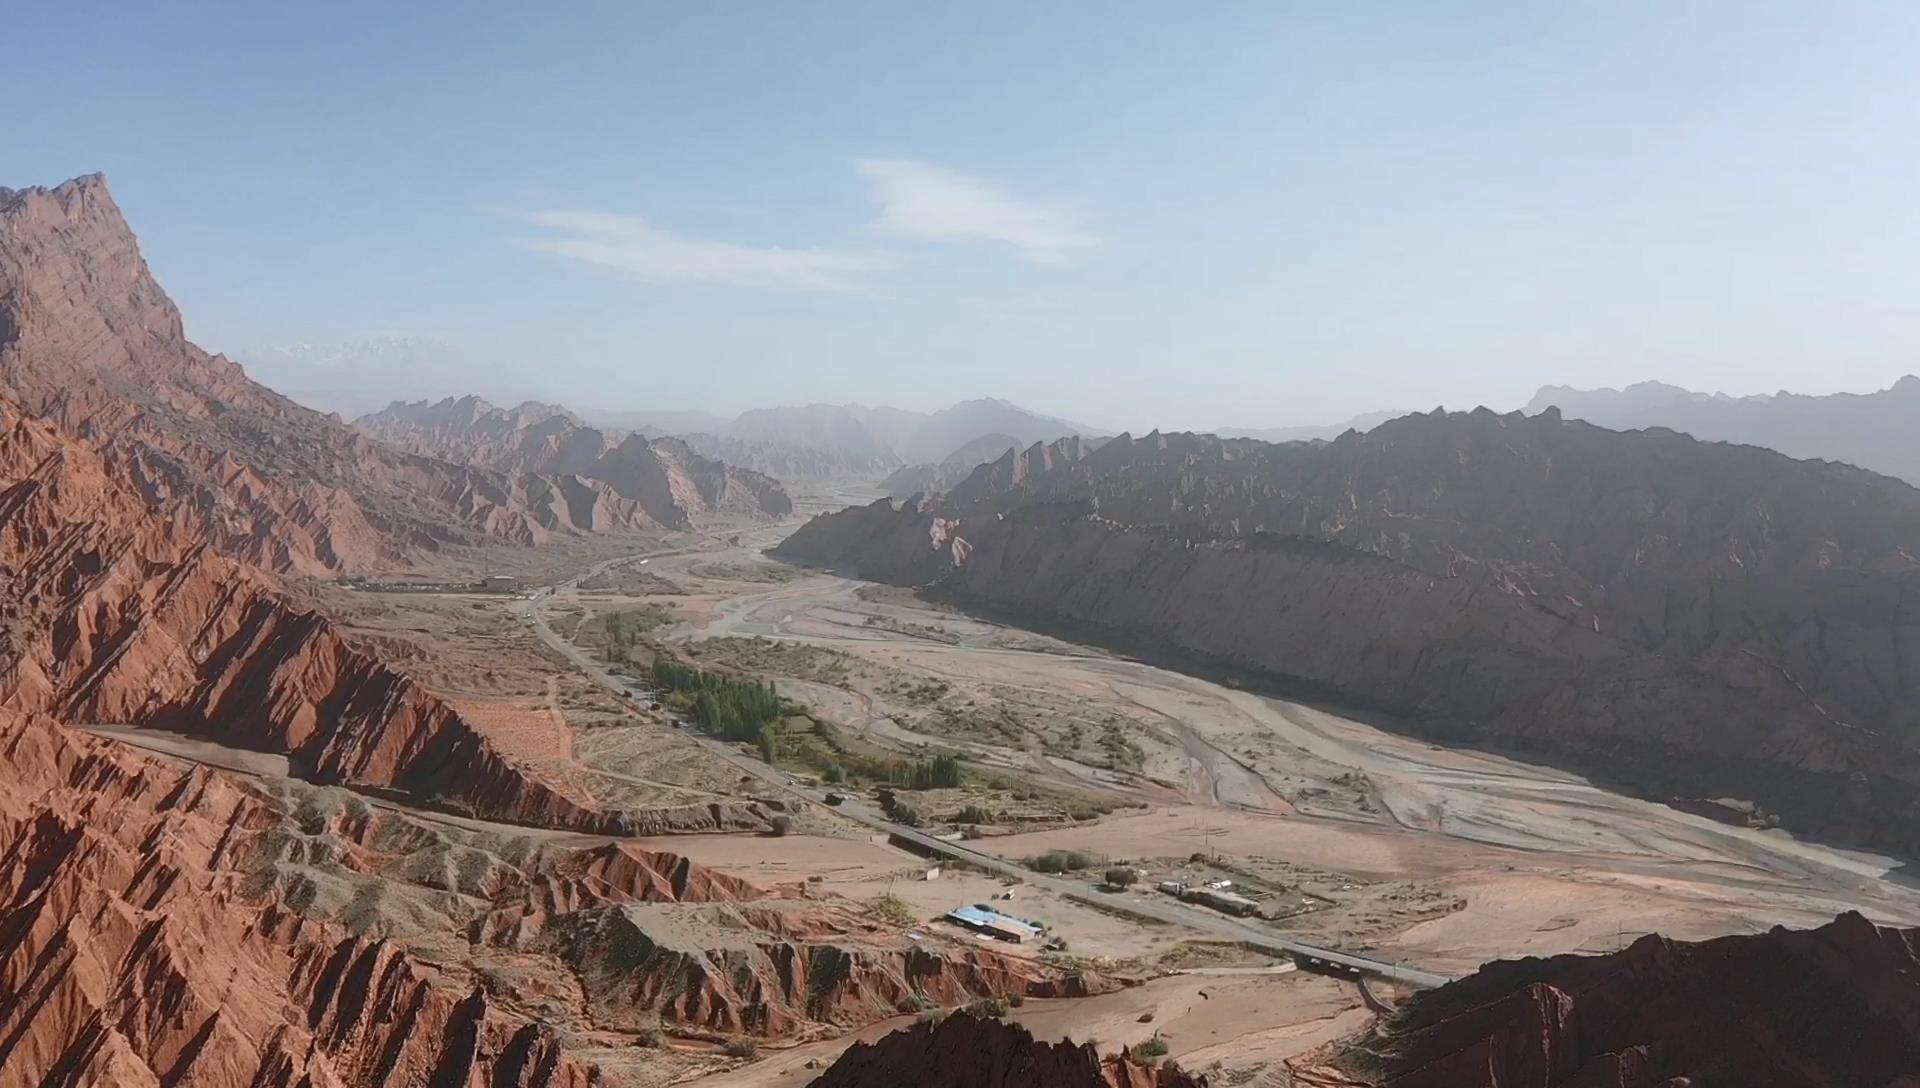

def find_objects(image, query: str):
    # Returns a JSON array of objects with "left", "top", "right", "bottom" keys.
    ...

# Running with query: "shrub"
[
  {"left": 1024, "top": 850, "right": 1093, "bottom": 874},
  {"left": 873, "top": 893, "right": 915, "bottom": 925},
  {"left": 1007, "top": 993, "right": 1026, "bottom": 1008},
  {"left": 966, "top": 995, "right": 1011, "bottom": 1018},
  {"left": 956, "top": 804, "right": 995, "bottom": 825},
  {"left": 722, "top": 1038, "right": 759, "bottom": 1060},
  {"left": 635, "top": 1026, "right": 664, "bottom": 1049},
  {"left": 1104, "top": 866, "right": 1138, "bottom": 888},
  {"left": 768, "top": 814, "right": 794, "bottom": 837},
  {"left": 1129, "top": 1033, "right": 1170, "bottom": 1062},
  {"left": 821, "top": 762, "right": 846, "bottom": 784}
]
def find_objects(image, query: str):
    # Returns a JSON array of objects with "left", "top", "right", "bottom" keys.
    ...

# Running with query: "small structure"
[
  {"left": 481, "top": 575, "right": 523, "bottom": 592},
  {"left": 944, "top": 904, "right": 1042, "bottom": 944},
  {"left": 1184, "top": 887, "right": 1261, "bottom": 917}
]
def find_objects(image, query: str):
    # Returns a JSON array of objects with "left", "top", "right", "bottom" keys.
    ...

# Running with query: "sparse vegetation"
[
  {"left": 965, "top": 995, "right": 1011, "bottom": 1018},
  {"left": 879, "top": 790, "right": 924, "bottom": 827},
  {"left": 598, "top": 606, "right": 675, "bottom": 663},
  {"left": 902, "top": 753, "right": 963, "bottom": 790},
  {"left": 1025, "top": 849, "right": 1094, "bottom": 874},
  {"left": 651, "top": 657, "right": 783, "bottom": 744},
  {"left": 1129, "top": 1033, "right": 1170, "bottom": 1063},
  {"left": 722, "top": 1038, "right": 759, "bottom": 1059},
  {"left": 873, "top": 892, "right": 916, "bottom": 925},
  {"left": 690, "top": 561, "right": 800, "bottom": 584}
]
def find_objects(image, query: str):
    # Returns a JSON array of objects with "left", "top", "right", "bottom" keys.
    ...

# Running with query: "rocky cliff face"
[
  {"left": 0, "top": 711, "right": 595, "bottom": 1088},
  {"left": 806, "top": 1013, "right": 1203, "bottom": 1088},
  {"left": 1287, "top": 911, "right": 1920, "bottom": 1088},
  {"left": 882, "top": 432, "right": 1024, "bottom": 499},
  {"left": 359, "top": 397, "right": 793, "bottom": 523},
  {"left": 0, "top": 175, "right": 658, "bottom": 574},
  {"left": 0, "top": 399, "right": 668, "bottom": 833},
  {"left": 778, "top": 412, "right": 1920, "bottom": 851}
]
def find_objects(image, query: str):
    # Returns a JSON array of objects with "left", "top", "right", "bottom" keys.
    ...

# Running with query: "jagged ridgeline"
[{"left": 778, "top": 417, "right": 1920, "bottom": 854}]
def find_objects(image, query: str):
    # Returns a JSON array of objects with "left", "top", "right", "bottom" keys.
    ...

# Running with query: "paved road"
[{"left": 519, "top": 547, "right": 1453, "bottom": 991}]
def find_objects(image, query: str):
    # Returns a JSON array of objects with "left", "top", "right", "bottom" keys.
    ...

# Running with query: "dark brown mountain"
[
  {"left": 778, "top": 409, "right": 1920, "bottom": 852},
  {"left": 358, "top": 396, "right": 793, "bottom": 523},
  {"left": 0, "top": 174, "right": 661, "bottom": 574},
  {"left": 806, "top": 1012, "right": 1204, "bottom": 1088},
  {"left": 1286, "top": 911, "right": 1920, "bottom": 1087}
]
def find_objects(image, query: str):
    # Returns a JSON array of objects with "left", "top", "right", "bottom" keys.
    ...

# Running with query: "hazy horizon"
[{"left": 10, "top": 4, "right": 1920, "bottom": 432}]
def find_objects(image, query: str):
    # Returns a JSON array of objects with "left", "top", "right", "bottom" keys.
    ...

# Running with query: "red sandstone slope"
[
  {"left": 0, "top": 398, "right": 663, "bottom": 832},
  {"left": 0, "top": 711, "right": 595, "bottom": 1088},
  {"left": 0, "top": 175, "right": 653, "bottom": 573},
  {"left": 1287, "top": 912, "right": 1920, "bottom": 1087},
  {"left": 806, "top": 1013, "right": 1204, "bottom": 1088}
]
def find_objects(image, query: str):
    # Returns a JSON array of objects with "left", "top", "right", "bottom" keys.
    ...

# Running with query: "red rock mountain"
[
  {"left": 0, "top": 710, "right": 595, "bottom": 1088},
  {"left": 777, "top": 412, "right": 1920, "bottom": 853},
  {"left": 357, "top": 396, "right": 793, "bottom": 525},
  {"left": 1286, "top": 911, "right": 1920, "bottom": 1087},
  {"left": 806, "top": 1013, "right": 1204, "bottom": 1088},
  {"left": 0, "top": 175, "right": 676, "bottom": 574},
  {"left": 0, "top": 397, "right": 664, "bottom": 832}
]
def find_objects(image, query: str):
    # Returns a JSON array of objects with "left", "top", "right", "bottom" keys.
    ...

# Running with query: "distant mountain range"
[
  {"left": 356, "top": 395, "right": 791, "bottom": 523},
  {"left": 1212, "top": 409, "right": 1411, "bottom": 444},
  {"left": 1526, "top": 377, "right": 1920, "bottom": 483},
  {"left": 583, "top": 396, "right": 1098, "bottom": 469}
]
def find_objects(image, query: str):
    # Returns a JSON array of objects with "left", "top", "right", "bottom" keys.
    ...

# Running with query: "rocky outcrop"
[
  {"left": 1287, "top": 911, "right": 1920, "bottom": 1088},
  {"left": 807, "top": 1013, "right": 1203, "bottom": 1088},
  {"left": 359, "top": 397, "right": 793, "bottom": 523},
  {"left": 0, "top": 711, "right": 595, "bottom": 1088},
  {"left": 553, "top": 902, "right": 1117, "bottom": 1039},
  {"left": 0, "top": 399, "right": 664, "bottom": 832},
  {"left": 778, "top": 412, "right": 1920, "bottom": 852},
  {"left": 0, "top": 175, "right": 654, "bottom": 574},
  {"left": 883, "top": 432, "right": 1025, "bottom": 499}
]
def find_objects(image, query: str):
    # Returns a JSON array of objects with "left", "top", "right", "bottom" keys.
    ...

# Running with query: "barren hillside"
[
  {"left": 0, "top": 175, "right": 670, "bottom": 573},
  {"left": 778, "top": 412, "right": 1920, "bottom": 852}
]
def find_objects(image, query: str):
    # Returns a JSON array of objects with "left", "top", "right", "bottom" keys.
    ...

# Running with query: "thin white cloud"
[
  {"left": 856, "top": 158, "right": 1093, "bottom": 263},
  {"left": 514, "top": 210, "right": 890, "bottom": 291}
]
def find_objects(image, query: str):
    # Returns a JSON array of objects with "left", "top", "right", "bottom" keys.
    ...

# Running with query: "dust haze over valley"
[{"left": 12, "top": 7, "right": 1920, "bottom": 1088}]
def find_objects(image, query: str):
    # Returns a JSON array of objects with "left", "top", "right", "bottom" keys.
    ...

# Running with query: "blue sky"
[{"left": 7, "top": 2, "right": 1919, "bottom": 429}]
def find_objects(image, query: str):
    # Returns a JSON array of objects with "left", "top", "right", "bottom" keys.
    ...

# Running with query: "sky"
[{"left": 6, "top": 2, "right": 1919, "bottom": 431}]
